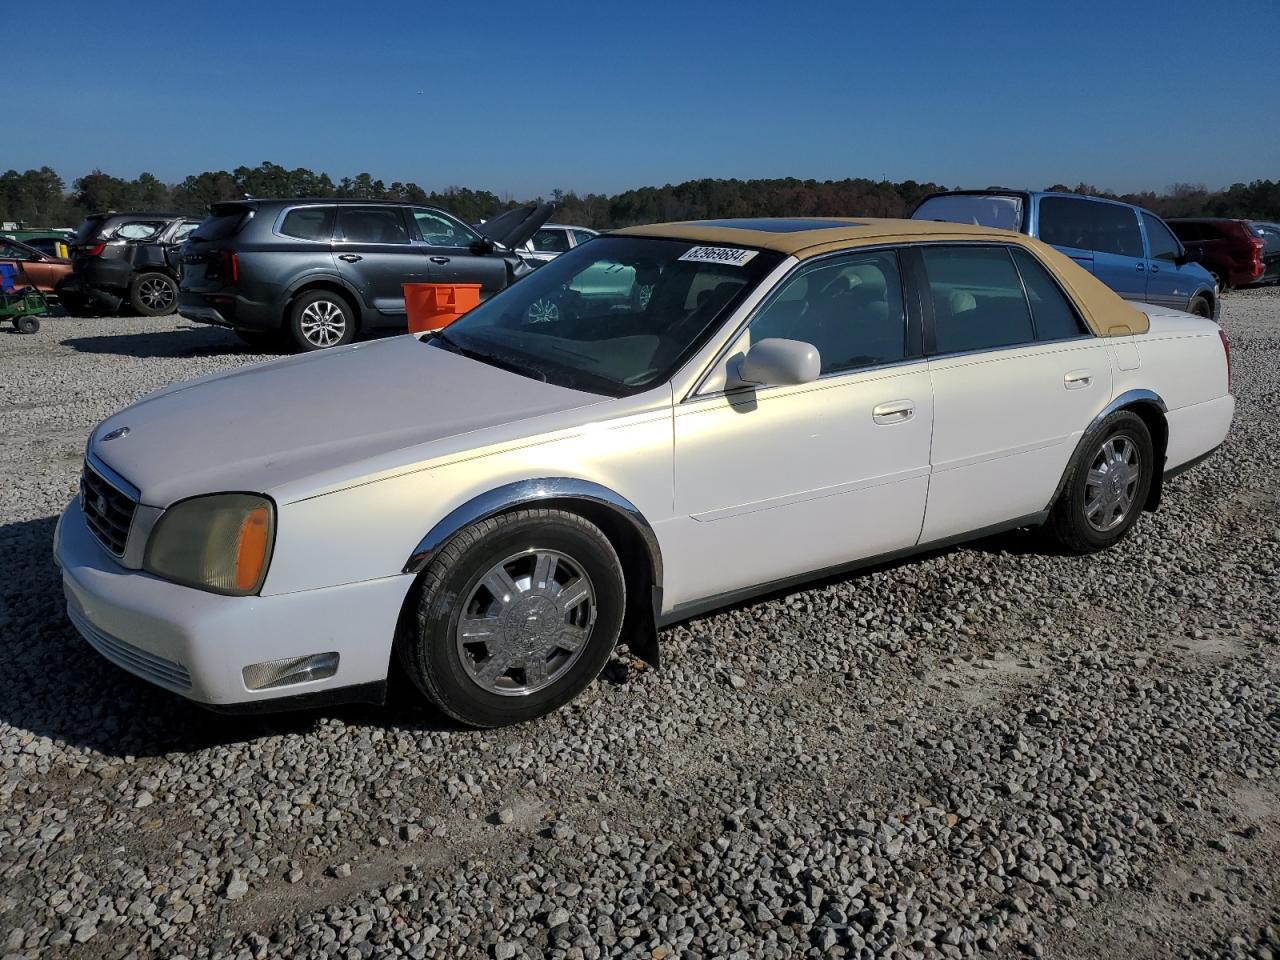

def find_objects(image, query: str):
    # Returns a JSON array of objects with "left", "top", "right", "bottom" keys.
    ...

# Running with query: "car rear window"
[
  {"left": 913, "top": 194, "right": 1025, "bottom": 231},
  {"left": 193, "top": 207, "right": 251, "bottom": 242},
  {"left": 279, "top": 207, "right": 336, "bottom": 242}
]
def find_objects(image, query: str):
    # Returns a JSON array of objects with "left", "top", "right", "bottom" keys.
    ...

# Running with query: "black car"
[
  {"left": 178, "top": 199, "right": 554, "bottom": 350},
  {"left": 59, "top": 213, "right": 199, "bottom": 316}
]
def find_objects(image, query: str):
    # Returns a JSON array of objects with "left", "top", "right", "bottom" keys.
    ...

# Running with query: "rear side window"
[
  {"left": 1142, "top": 213, "right": 1180, "bottom": 262},
  {"left": 194, "top": 207, "right": 251, "bottom": 242},
  {"left": 1038, "top": 196, "right": 1098, "bottom": 251},
  {"left": 114, "top": 221, "right": 166, "bottom": 241},
  {"left": 572, "top": 230, "right": 596, "bottom": 245},
  {"left": 532, "top": 228, "right": 570, "bottom": 253},
  {"left": 921, "top": 246, "right": 1035, "bottom": 354},
  {"left": 337, "top": 206, "right": 410, "bottom": 245},
  {"left": 1167, "top": 221, "right": 1199, "bottom": 242},
  {"left": 1091, "top": 203, "right": 1144, "bottom": 258},
  {"left": 73, "top": 217, "right": 109, "bottom": 245},
  {"left": 280, "top": 207, "right": 335, "bottom": 242},
  {"left": 1010, "top": 248, "right": 1087, "bottom": 341}
]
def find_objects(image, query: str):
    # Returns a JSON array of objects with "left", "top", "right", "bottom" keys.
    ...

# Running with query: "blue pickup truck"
[{"left": 912, "top": 190, "right": 1218, "bottom": 318}]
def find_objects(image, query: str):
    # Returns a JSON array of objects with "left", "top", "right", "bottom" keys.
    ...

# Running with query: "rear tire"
[
  {"left": 288, "top": 290, "right": 356, "bottom": 351},
  {"left": 398, "top": 508, "right": 625, "bottom": 727},
  {"left": 1189, "top": 295, "right": 1213, "bottom": 319},
  {"left": 1045, "top": 410, "right": 1154, "bottom": 555},
  {"left": 129, "top": 272, "right": 178, "bottom": 316}
]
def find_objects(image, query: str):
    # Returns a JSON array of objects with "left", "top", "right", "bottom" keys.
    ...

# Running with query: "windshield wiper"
[{"left": 428, "top": 331, "right": 548, "bottom": 382}]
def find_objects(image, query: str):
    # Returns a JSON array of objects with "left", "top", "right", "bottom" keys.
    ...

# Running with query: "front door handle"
[
  {"left": 429, "top": 256, "right": 450, "bottom": 265},
  {"left": 1064, "top": 369, "right": 1093, "bottom": 390},
  {"left": 1135, "top": 263, "right": 1145, "bottom": 272},
  {"left": 872, "top": 400, "right": 915, "bottom": 424},
  {"left": 338, "top": 254, "right": 363, "bottom": 263}
]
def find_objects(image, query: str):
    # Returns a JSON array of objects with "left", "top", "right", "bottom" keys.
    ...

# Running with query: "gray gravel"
[{"left": 0, "top": 297, "right": 1277, "bottom": 959}]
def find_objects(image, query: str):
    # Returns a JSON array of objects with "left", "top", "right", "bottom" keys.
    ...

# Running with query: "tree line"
[{"left": 2, "top": 162, "right": 1278, "bottom": 230}]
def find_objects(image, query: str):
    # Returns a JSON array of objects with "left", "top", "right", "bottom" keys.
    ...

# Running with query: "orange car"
[{"left": 0, "top": 238, "right": 72, "bottom": 294}]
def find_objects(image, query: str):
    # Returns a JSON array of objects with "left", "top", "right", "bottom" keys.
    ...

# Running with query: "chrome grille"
[
  {"left": 67, "top": 602, "right": 193, "bottom": 691},
  {"left": 81, "top": 461, "right": 137, "bottom": 556}
]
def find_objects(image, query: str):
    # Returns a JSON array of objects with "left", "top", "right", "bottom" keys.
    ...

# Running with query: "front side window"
[
  {"left": 412, "top": 210, "right": 478, "bottom": 248},
  {"left": 1142, "top": 213, "right": 1181, "bottom": 262},
  {"left": 432, "top": 236, "right": 782, "bottom": 396},
  {"left": 279, "top": 207, "right": 335, "bottom": 242},
  {"left": 337, "top": 206, "right": 410, "bottom": 245},
  {"left": 532, "top": 228, "right": 570, "bottom": 253},
  {"left": 747, "top": 251, "right": 906, "bottom": 375},
  {"left": 921, "top": 245, "right": 1035, "bottom": 354},
  {"left": 1010, "top": 248, "right": 1087, "bottom": 341},
  {"left": 1090, "top": 203, "right": 1144, "bottom": 258}
]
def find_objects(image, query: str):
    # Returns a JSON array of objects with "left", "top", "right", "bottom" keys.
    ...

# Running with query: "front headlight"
[{"left": 144, "top": 494, "right": 275, "bottom": 596}]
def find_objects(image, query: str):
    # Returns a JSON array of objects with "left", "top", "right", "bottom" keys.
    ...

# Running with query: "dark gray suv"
[{"left": 178, "top": 199, "right": 553, "bottom": 350}]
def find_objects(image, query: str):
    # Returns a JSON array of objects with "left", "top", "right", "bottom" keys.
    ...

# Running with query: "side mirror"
[
  {"left": 471, "top": 237, "right": 496, "bottom": 255},
  {"left": 733, "top": 338, "right": 821, "bottom": 387},
  {"left": 1175, "top": 247, "right": 1196, "bottom": 266}
]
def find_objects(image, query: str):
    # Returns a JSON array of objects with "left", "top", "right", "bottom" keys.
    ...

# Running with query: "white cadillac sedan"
[{"left": 54, "top": 218, "right": 1234, "bottom": 726}]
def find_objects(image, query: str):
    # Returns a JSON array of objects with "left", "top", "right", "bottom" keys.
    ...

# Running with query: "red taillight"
[
  {"left": 1219, "top": 329, "right": 1232, "bottom": 393},
  {"left": 86, "top": 242, "right": 105, "bottom": 257},
  {"left": 1249, "top": 237, "right": 1264, "bottom": 279},
  {"left": 219, "top": 251, "right": 239, "bottom": 284}
]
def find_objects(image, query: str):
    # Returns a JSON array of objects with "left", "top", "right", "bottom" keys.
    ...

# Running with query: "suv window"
[
  {"left": 1038, "top": 196, "right": 1096, "bottom": 251},
  {"left": 749, "top": 251, "right": 906, "bottom": 375},
  {"left": 170, "top": 222, "right": 198, "bottom": 244},
  {"left": 280, "top": 207, "right": 335, "bottom": 242},
  {"left": 572, "top": 230, "right": 596, "bottom": 245},
  {"left": 337, "top": 206, "right": 410, "bottom": 245},
  {"left": 1010, "top": 248, "right": 1086, "bottom": 341},
  {"left": 1091, "top": 203, "right": 1144, "bottom": 258},
  {"left": 532, "top": 228, "right": 570, "bottom": 253},
  {"left": 1142, "top": 213, "right": 1180, "bottom": 262},
  {"left": 921, "top": 246, "right": 1035, "bottom": 354},
  {"left": 412, "top": 210, "right": 478, "bottom": 247},
  {"left": 114, "top": 221, "right": 166, "bottom": 241}
]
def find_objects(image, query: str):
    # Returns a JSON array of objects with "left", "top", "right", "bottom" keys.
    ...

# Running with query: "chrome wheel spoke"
[
  {"left": 522, "top": 655, "right": 550, "bottom": 688},
  {"left": 475, "top": 650, "right": 512, "bottom": 685},
  {"left": 557, "top": 578, "right": 590, "bottom": 611},
  {"left": 458, "top": 617, "right": 497, "bottom": 640},
  {"left": 532, "top": 552, "right": 558, "bottom": 590},
  {"left": 557, "top": 623, "right": 588, "bottom": 652},
  {"left": 481, "top": 567, "right": 520, "bottom": 604}
]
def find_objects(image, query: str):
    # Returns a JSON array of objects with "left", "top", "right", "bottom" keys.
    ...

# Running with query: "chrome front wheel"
[{"left": 456, "top": 550, "right": 596, "bottom": 696}]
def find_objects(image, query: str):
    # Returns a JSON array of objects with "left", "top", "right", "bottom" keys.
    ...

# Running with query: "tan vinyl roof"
[{"left": 613, "top": 218, "right": 1149, "bottom": 336}]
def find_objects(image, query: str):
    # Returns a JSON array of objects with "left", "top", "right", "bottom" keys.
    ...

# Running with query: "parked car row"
[
  {"left": 56, "top": 216, "right": 1234, "bottom": 723},
  {"left": 57, "top": 212, "right": 200, "bottom": 316}
]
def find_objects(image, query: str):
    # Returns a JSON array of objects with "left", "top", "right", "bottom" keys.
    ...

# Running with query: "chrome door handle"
[
  {"left": 1135, "top": 263, "right": 1145, "bottom": 272},
  {"left": 338, "top": 254, "right": 363, "bottom": 263},
  {"left": 1064, "top": 369, "right": 1093, "bottom": 390},
  {"left": 430, "top": 256, "right": 450, "bottom": 264},
  {"left": 872, "top": 400, "right": 914, "bottom": 424}
]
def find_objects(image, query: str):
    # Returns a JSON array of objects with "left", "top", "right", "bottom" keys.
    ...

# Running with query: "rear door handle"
[
  {"left": 1064, "top": 369, "right": 1093, "bottom": 389},
  {"left": 430, "top": 256, "right": 450, "bottom": 264},
  {"left": 338, "top": 254, "right": 363, "bottom": 263},
  {"left": 872, "top": 400, "right": 914, "bottom": 424}
]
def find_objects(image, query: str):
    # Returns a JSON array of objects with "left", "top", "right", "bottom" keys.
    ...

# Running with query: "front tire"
[
  {"left": 1046, "top": 410, "right": 1154, "bottom": 554},
  {"left": 129, "top": 272, "right": 178, "bottom": 316},
  {"left": 399, "top": 508, "right": 625, "bottom": 727},
  {"left": 288, "top": 290, "right": 355, "bottom": 351},
  {"left": 1189, "top": 294, "right": 1213, "bottom": 318}
]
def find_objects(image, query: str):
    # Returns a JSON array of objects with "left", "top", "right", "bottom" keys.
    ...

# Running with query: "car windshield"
[
  {"left": 913, "top": 194, "right": 1025, "bottom": 231},
  {"left": 429, "top": 236, "right": 782, "bottom": 396}
]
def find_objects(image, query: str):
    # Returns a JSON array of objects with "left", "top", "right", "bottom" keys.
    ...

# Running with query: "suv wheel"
[
  {"left": 399, "top": 508, "right": 625, "bottom": 727},
  {"left": 1045, "top": 410, "right": 1154, "bottom": 554},
  {"left": 1189, "top": 295, "right": 1213, "bottom": 319},
  {"left": 289, "top": 291, "right": 355, "bottom": 351},
  {"left": 129, "top": 273, "right": 178, "bottom": 316}
]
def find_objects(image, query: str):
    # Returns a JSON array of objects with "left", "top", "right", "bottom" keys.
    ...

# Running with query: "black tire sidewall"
[
  {"left": 288, "top": 291, "right": 355, "bottom": 351},
  {"left": 413, "top": 516, "right": 625, "bottom": 727},
  {"left": 1063, "top": 412, "right": 1154, "bottom": 551},
  {"left": 129, "top": 272, "right": 178, "bottom": 316}
]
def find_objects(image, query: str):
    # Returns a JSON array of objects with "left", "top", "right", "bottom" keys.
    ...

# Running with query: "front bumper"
[{"left": 54, "top": 499, "right": 410, "bottom": 709}]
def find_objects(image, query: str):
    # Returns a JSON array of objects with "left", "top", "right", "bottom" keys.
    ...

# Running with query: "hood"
[
  {"left": 474, "top": 202, "right": 555, "bottom": 250},
  {"left": 91, "top": 336, "right": 605, "bottom": 507}
]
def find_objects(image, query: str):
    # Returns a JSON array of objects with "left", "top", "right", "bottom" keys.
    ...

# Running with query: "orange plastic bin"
[{"left": 403, "top": 282, "right": 481, "bottom": 333}]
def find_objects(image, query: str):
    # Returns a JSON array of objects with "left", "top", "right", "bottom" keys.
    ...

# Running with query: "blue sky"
[{"left": 22, "top": 0, "right": 1279, "bottom": 197}]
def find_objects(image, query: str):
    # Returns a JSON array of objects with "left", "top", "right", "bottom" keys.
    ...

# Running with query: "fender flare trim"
[{"left": 401, "top": 478, "right": 664, "bottom": 590}]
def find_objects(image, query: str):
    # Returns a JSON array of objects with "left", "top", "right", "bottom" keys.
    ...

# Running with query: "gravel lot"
[{"left": 1, "top": 291, "right": 1277, "bottom": 960}]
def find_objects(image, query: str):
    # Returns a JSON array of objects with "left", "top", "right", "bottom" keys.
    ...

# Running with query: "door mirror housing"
[
  {"left": 1175, "top": 247, "right": 1196, "bottom": 266},
  {"left": 733, "top": 338, "right": 821, "bottom": 388},
  {"left": 471, "top": 237, "right": 496, "bottom": 256}
]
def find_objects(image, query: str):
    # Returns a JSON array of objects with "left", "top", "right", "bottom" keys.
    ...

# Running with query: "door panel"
[
  {"left": 410, "top": 208, "right": 508, "bottom": 298},
  {"left": 1142, "top": 212, "right": 1194, "bottom": 309},
  {"left": 921, "top": 340, "right": 1112, "bottom": 542},
  {"left": 333, "top": 206, "right": 425, "bottom": 321},
  {"left": 672, "top": 366, "right": 934, "bottom": 605}
]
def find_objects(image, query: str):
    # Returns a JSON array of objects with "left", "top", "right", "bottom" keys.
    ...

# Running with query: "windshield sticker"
[{"left": 678, "top": 246, "right": 759, "bottom": 267}]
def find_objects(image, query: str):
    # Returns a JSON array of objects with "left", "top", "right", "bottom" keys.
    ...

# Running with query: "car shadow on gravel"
[
  {"left": 61, "top": 327, "right": 261, "bottom": 359},
  {"left": 0, "top": 514, "right": 458, "bottom": 760}
]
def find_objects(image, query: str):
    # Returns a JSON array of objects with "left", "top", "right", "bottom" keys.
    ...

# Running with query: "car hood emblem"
[{"left": 101, "top": 426, "right": 130, "bottom": 442}]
